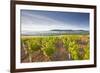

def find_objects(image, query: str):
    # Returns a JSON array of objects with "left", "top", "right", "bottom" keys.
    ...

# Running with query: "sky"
[{"left": 21, "top": 9, "right": 89, "bottom": 33}]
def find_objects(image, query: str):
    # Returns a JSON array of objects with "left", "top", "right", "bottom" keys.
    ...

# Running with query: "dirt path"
[{"left": 51, "top": 39, "right": 72, "bottom": 61}]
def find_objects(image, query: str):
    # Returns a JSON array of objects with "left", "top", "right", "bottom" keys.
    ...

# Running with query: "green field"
[{"left": 21, "top": 35, "right": 90, "bottom": 63}]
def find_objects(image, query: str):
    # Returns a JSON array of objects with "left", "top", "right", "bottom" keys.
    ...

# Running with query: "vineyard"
[{"left": 21, "top": 35, "right": 90, "bottom": 63}]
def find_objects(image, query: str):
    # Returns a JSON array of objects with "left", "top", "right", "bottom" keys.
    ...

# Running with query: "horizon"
[
  {"left": 21, "top": 29, "right": 89, "bottom": 35},
  {"left": 21, "top": 29, "right": 89, "bottom": 34}
]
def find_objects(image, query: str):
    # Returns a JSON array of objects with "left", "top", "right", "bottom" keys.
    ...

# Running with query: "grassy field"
[{"left": 21, "top": 35, "right": 90, "bottom": 63}]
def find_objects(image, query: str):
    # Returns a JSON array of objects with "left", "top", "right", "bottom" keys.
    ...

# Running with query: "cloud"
[
  {"left": 21, "top": 11, "right": 70, "bottom": 32},
  {"left": 21, "top": 11, "right": 65, "bottom": 26}
]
